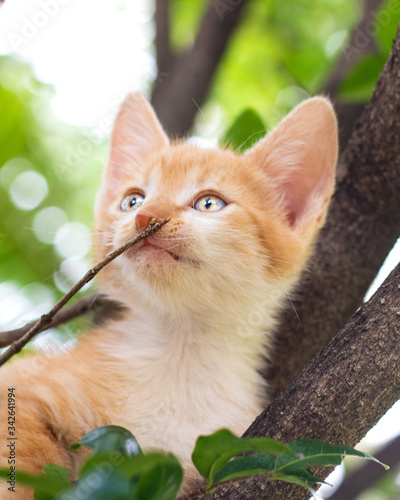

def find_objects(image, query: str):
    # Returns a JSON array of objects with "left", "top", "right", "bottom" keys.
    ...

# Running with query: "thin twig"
[
  {"left": 0, "top": 218, "right": 169, "bottom": 367},
  {"left": 0, "top": 294, "right": 125, "bottom": 348}
]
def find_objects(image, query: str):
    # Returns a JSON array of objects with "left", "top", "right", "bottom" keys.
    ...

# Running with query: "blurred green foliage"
[
  {"left": 0, "top": 57, "right": 105, "bottom": 332},
  {"left": 172, "top": 0, "right": 360, "bottom": 129}
]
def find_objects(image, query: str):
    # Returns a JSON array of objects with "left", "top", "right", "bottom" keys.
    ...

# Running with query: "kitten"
[{"left": 0, "top": 93, "right": 337, "bottom": 498}]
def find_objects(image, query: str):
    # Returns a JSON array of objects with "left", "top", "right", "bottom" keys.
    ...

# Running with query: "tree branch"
[
  {"left": 194, "top": 261, "right": 400, "bottom": 499},
  {"left": 0, "top": 218, "right": 169, "bottom": 367},
  {"left": 267, "top": 23, "right": 400, "bottom": 398},
  {"left": 154, "top": 0, "right": 174, "bottom": 74},
  {"left": 0, "top": 294, "right": 125, "bottom": 348},
  {"left": 151, "top": 0, "right": 250, "bottom": 136}
]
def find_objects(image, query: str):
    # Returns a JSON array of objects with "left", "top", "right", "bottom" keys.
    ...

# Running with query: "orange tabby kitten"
[{"left": 0, "top": 93, "right": 337, "bottom": 498}]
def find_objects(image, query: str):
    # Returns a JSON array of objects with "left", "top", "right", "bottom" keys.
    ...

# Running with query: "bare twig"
[
  {"left": 0, "top": 294, "right": 125, "bottom": 348},
  {"left": 0, "top": 218, "right": 169, "bottom": 367}
]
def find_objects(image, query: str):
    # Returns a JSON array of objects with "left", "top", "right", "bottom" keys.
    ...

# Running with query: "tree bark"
[
  {"left": 151, "top": 0, "right": 250, "bottom": 136},
  {"left": 267, "top": 23, "right": 400, "bottom": 398},
  {"left": 193, "top": 262, "right": 400, "bottom": 499}
]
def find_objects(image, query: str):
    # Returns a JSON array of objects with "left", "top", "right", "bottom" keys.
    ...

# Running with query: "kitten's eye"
[
  {"left": 120, "top": 193, "right": 145, "bottom": 211},
  {"left": 194, "top": 194, "right": 227, "bottom": 212}
]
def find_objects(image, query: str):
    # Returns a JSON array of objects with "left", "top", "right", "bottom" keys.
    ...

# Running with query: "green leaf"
[
  {"left": 192, "top": 429, "right": 294, "bottom": 489},
  {"left": 0, "top": 465, "right": 70, "bottom": 497},
  {"left": 71, "top": 425, "right": 142, "bottom": 457},
  {"left": 57, "top": 470, "right": 134, "bottom": 500},
  {"left": 339, "top": 54, "right": 386, "bottom": 102},
  {"left": 135, "top": 460, "right": 184, "bottom": 500},
  {"left": 222, "top": 109, "right": 266, "bottom": 152},
  {"left": 78, "top": 452, "right": 183, "bottom": 500},
  {"left": 273, "top": 468, "right": 328, "bottom": 488},
  {"left": 34, "top": 464, "right": 71, "bottom": 499},
  {"left": 275, "top": 439, "right": 389, "bottom": 474},
  {"left": 271, "top": 473, "right": 317, "bottom": 494},
  {"left": 213, "top": 453, "right": 275, "bottom": 484}
]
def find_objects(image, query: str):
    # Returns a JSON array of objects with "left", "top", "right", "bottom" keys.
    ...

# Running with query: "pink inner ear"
[
  {"left": 246, "top": 97, "right": 338, "bottom": 230},
  {"left": 281, "top": 171, "right": 331, "bottom": 227}
]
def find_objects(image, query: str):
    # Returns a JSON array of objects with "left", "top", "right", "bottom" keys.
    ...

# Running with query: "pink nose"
[{"left": 136, "top": 212, "right": 154, "bottom": 231}]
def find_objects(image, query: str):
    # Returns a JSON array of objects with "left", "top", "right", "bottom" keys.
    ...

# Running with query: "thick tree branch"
[
  {"left": 268, "top": 23, "right": 400, "bottom": 398},
  {"left": 194, "top": 261, "right": 400, "bottom": 499},
  {"left": 152, "top": 0, "right": 250, "bottom": 136},
  {"left": 0, "top": 218, "right": 169, "bottom": 366},
  {"left": 154, "top": 0, "right": 174, "bottom": 74}
]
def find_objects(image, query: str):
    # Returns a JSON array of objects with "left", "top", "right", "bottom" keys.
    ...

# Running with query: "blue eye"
[
  {"left": 120, "top": 192, "right": 145, "bottom": 211},
  {"left": 194, "top": 194, "right": 227, "bottom": 213}
]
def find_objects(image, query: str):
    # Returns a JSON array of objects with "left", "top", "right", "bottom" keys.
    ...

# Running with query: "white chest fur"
[{"left": 100, "top": 309, "right": 271, "bottom": 469}]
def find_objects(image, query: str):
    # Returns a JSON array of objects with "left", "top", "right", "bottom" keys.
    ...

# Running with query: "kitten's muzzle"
[{"left": 132, "top": 237, "right": 181, "bottom": 261}]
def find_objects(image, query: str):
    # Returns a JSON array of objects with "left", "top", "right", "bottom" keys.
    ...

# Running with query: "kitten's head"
[{"left": 94, "top": 93, "right": 337, "bottom": 318}]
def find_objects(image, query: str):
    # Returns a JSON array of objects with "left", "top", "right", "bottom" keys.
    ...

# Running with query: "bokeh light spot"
[
  {"left": 33, "top": 206, "right": 69, "bottom": 244},
  {"left": 9, "top": 170, "right": 48, "bottom": 210},
  {"left": 54, "top": 222, "right": 92, "bottom": 258}
]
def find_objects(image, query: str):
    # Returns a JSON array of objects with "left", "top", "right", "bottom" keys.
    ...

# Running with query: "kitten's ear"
[
  {"left": 246, "top": 97, "right": 338, "bottom": 234},
  {"left": 107, "top": 92, "right": 169, "bottom": 178}
]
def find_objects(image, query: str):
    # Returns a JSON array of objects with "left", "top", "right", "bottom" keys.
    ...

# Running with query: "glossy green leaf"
[
  {"left": 79, "top": 452, "right": 183, "bottom": 500},
  {"left": 71, "top": 425, "right": 142, "bottom": 457},
  {"left": 192, "top": 429, "right": 294, "bottom": 488},
  {"left": 135, "top": 460, "right": 184, "bottom": 500},
  {"left": 275, "top": 439, "right": 389, "bottom": 473},
  {"left": 222, "top": 109, "right": 266, "bottom": 152},
  {"left": 58, "top": 470, "right": 134, "bottom": 500},
  {"left": 213, "top": 453, "right": 275, "bottom": 484}
]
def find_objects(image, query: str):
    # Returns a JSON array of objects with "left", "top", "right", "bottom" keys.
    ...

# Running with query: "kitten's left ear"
[
  {"left": 108, "top": 92, "right": 169, "bottom": 176},
  {"left": 96, "top": 93, "right": 169, "bottom": 212},
  {"left": 246, "top": 97, "right": 338, "bottom": 235}
]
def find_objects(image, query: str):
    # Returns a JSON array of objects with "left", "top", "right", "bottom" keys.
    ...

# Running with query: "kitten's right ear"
[
  {"left": 107, "top": 92, "right": 169, "bottom": 179},
  {"left": 245, "top": 97, "right": 337, "bottom": 236}
]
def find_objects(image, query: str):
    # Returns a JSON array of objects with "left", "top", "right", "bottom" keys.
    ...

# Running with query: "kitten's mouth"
[{"left": 128, "top": 238, "right": 181, "bottom": 262}]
